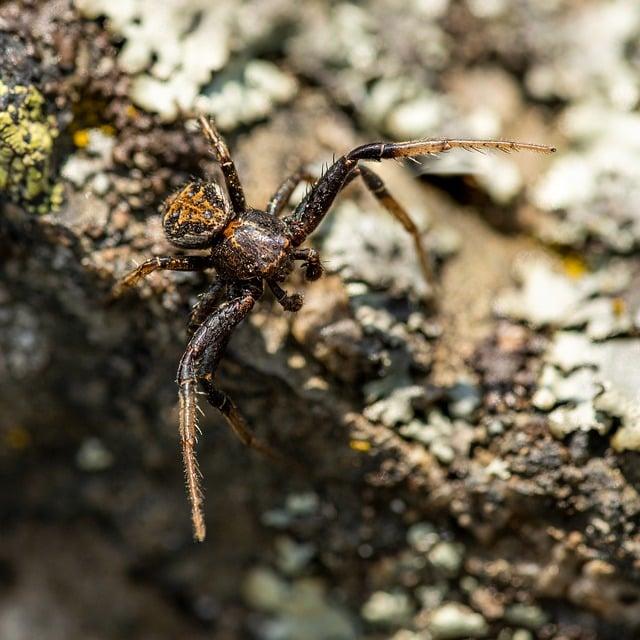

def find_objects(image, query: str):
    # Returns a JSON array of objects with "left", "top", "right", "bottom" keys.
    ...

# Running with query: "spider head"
[{"left": 162, "top": 180, "right": 233, "bottom": 248}]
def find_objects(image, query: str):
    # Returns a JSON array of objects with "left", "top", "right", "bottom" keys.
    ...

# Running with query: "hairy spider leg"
[
  {"left": 177, "top": 290, "right": 255, "bottom": 541},
  {"left": 188, "top": 279, "right": 226, "bottom": 337},
  {"left": 111, "top": 255, "right": 214, "bottom": 298},
  {"left": 285, "top": 155, "right": 359, "bottom": 246},
  {"left": 285, "top": 136, "right": 555, "bottom": 248},
  {"left": 265, "top": 169, "right": 323, "bottom": 307},
  {"left": 177, "top": 284, "right": 284, "bottom": 541},
  {"left": 266, "top": 169, "right": 316, "bottom": 216},
  {"left": 349, "top": 138, "right": 555, "bottom": 162},
  {"left": 198, "top": 116, "right": 247, "bottom": 214},
  {"left": 355, "top": 164, "right": 434, "bottom": 287}
]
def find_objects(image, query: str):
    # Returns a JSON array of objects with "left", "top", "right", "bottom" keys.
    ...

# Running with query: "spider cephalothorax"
[
  {"left": 114, "top": 116, "right": 554, "bottom": 541},
  {"left": 163, "top": 180, "right": 232, "bottom": 248}
]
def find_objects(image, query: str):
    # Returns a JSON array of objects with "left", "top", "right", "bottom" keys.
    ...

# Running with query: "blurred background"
[{"left": 2, "top": 0, "right": 640, "bottom": 638}]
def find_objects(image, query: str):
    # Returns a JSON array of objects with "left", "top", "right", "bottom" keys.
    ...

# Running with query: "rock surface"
[{"left": 2, "top": 1, "right": 640, "bottom": 640}]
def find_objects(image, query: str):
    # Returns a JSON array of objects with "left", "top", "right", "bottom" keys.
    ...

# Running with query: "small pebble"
[
  {"left": 430, "top": 440, "right": 455, "bottom": 465},
  {"left": 531, "top": 387, "right": 556, "bottom": 411},
  {"left": 76, "top": 437, "right": 114, "bottom": 471},
  {"left": 275, "top": 536, "right": 316, "bottom": 575},
  {"left": 428, "top": 603, "right": 489, "bottom": 639},
  {"left": 504, "top": 604, "right": 548, "bottom": 630},
  {"left": 243, "top": 567, "right": 288, "bottom": 611},
  {"left": 361, "top": 591, "right": 414, "bottom": 626},
  {"left": 286, "top": 492, "right": 320, "bottom": 516},
  {"left": 487, "top": 420, "right": 504, "bottom": 436},
  {"left": 448, "top": 382, "right": 481, "bottom": 419},
  {"left": 428, "top": 541, "right": 464, "bottom": 576},
  {"left": 407, "top": 522, "right": 439, "bottom": 553}
]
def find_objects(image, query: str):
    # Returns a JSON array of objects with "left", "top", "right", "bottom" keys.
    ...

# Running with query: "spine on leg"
[{"left": 287, "top": 157, "right": 357, "bottom": 245}]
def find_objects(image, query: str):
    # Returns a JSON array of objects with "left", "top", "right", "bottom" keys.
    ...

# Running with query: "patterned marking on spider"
[{"left": 113, "top": 115, "right": 555, "bottom": 541}]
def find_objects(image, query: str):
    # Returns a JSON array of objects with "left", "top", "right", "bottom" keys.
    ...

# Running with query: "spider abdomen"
[{"left": 212, "top": 209, "right": 292, "bottom": 280}]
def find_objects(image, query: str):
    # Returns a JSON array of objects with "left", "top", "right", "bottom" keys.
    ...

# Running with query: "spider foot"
[
  {"left": 109, "top": 272, "right": 141, "bottom": 302},
  {"left": 293, "top": 248, "right": 323, "bottom": 282},
  {"left": 278, "top": 291, "right": 304, "bottom": 312},
  {"left": 303, "top": 260, "right": 323, "bottom": 281},
  {"left": 269, "top": 281, "right": 304, "bottom": 311}
]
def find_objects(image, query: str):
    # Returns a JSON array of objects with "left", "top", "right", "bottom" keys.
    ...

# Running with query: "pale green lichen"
[{"left": 0, "top": 80, "right": 63, "bottom": 214}]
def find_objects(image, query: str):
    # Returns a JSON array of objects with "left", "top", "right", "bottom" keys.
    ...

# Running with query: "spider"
[{"left": 113, "top": 116, "right": 554, "bottom": 541}]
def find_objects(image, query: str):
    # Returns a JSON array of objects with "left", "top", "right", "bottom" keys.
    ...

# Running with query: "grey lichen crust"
[
  {"left": 497, "top": 255, "right": 640, "bottom": 452},
  {"left": 0, "top": 80, "right": 63, "bottom": 214},
  {"left": 527, "top": 1, "right": 640, "bottom": 251},
  {"left": 77, "top": 0, "right": 298, "bottom": 125}
]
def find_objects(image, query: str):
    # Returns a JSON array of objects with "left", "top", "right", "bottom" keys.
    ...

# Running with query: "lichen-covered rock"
[
  {"left": 494, "top": 255, "right": 631, "bottom": 331},
  {"left": 532, "top": 106, "right": 640, "bottom": 253},
  {"left": 4, "top": 1, "right": 640, "bottom": 639},
  {"left": 77, "top": 0, "right": 298, "bottom": 124}
]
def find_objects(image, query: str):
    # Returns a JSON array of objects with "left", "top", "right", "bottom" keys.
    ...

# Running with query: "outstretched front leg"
[
  {"left": 284, "top": 136, "right": 555, "bottom": 273},
  {"left": 112, "top": 255, "right": 214, "bottom": 297},
  {"left": 177, "top": 282, "right": 282, "bottom": 541}
]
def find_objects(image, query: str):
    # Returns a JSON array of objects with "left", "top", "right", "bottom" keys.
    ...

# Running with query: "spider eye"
[{"left": 163, "top": 180, "right": 232, "bottom": 248}]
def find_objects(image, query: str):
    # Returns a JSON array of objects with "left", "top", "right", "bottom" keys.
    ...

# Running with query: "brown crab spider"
[{"left": 113, "top": 115, "right": 554, "bottom": 541}]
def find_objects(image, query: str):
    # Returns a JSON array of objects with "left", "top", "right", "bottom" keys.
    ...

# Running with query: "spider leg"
[
  {"left": 284, "top": 137, "right": 554, "bottom": 246},
  {"left": 266, "top": 169, "right": 316, "bottom": 217},
  {"left": 178, "top": 288, "right": 256, "bottom": 541},
  {"left": 268, "top": 280, "right": 304, "bottom": 311},
  {"left": 284, "top": 155, "right": 358, "bottom": 245},
  {"left": 356, "top": 164, "right": 434, "bottom": 286},
  {"left": 199, "top": 378, "right": 286, "bottom": 464},
  {"left": 198, "top": 116, "right": 246, "bottom": 214},
  {"left": 348, "top": 138, "right": 555, "bottom": 161},
  {"left": 292, "top": 248, "right": 323, "bottom": 281},
  {"left": 111, "top": 255, "right": 214, "bottom": 298},
  {"left": 177, "top": 281, "right": 283, "bottom": 541},
  {"left": 188, "top": 279, "right": 226, "bottom": 337}
]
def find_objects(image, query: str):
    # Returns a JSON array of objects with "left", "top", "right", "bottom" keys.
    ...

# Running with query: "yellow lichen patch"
[
  {"left": 562, "top": 255, "right": 588, "bottom": 279},
  {"left": 0, "top": 79, "right": 62, "bottom": 214},
  {"left": 73, "top": 129, "right": 90, "bottom": 148},
  {"left": 99, "top": 124, "right": 116, "bottom": 137},
  {"left": 612, "top": 297, "right": 626, "bottom": 317},
  {"left": 349, "top": 439, "right": 371, "bottom": 452},
  {"left": 72, "top": 123, "right": 114, "bottom": 149},
  {"left": 125, "top": 104, "right": 139, "bottom": 119}
]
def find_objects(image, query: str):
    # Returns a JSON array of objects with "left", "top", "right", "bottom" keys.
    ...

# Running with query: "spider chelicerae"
[{"left": 113, "top": 116, "right": 554, "bottom": 541}]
